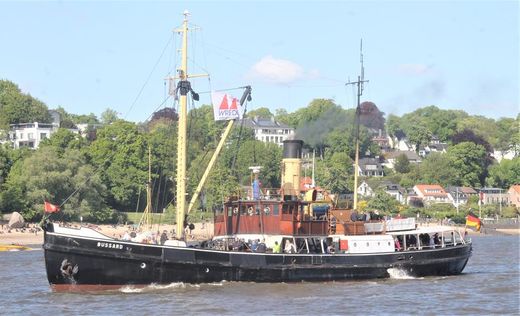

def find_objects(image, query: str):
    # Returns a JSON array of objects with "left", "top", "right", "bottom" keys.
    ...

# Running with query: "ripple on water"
[{"left": 0, "top": 235, "right": 518, "bottom": 315}]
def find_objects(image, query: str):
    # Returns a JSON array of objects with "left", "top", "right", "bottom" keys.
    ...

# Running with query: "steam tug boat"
[
  {"left": 42, "top": 12, "right": 472, "bottom": 291},
  {"left": 43, "top": 139, "right": 472, "bottom": 291}
]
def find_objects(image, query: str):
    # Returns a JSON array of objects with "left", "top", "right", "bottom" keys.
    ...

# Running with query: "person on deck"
[
  {"left": 251, "top": 239, "right": 259, "bottom": 252},
  {"left": 160, "top": 230, "right": 168, "bottom": 245},
  {"left": 394, "top": 237, "right": 401, "bottom": 251},
  {"left": 273, "top": 241, "right": 282, "bottom": 253},
  {"left": 284, "top": 240, "right": 297, "bottom": 253},
  {"left": 256, "top": 239, "right": 267, "bottom": 253}
]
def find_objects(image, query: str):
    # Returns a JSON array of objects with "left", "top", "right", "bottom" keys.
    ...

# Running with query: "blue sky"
[{"left": 0, "top": 1, "right": 518, "bottom": 123}]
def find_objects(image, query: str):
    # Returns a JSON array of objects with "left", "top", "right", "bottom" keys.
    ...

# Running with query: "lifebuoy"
[
  {"left": 247, "top": 207, "right": 254, "bottom": 216},
  {"left": 233, "top": 207, "right": 238, "bottom": 214},
  {"left": 264, "top": 206, "right": 270, "bottom": 214}
]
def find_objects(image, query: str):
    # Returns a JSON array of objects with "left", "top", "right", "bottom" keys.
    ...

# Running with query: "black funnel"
[{"left": 283, "top": 140, "right": 303, "bottom": 159}]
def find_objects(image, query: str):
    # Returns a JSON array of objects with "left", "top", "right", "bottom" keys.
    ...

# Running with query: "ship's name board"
[{"left": 97, "top": 242, "right": 123, "bottom": 250}]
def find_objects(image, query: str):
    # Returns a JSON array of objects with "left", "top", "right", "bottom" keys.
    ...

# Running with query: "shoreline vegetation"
[{"left": 1, "top": 221, "right": 518, "bottom": 248}]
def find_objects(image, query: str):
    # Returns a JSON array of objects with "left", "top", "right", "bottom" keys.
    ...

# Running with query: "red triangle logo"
[
  {"left": 230, "top": 98, "right": 238, "bottom": 109},
  {"left": 219, "top": 94, "right": 229, "bottom": 110}
]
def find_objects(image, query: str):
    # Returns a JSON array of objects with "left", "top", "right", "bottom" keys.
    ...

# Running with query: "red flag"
[{"left": 44, "top": 201, "right": 60, "bottom": 213}]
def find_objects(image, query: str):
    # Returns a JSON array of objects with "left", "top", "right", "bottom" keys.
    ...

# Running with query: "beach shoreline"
[
  {"left": 1, "top": 221, "right": 518, "bottom": 247},
  {"left": 0, "top": 222, "right": 214, "bottom": 247}
]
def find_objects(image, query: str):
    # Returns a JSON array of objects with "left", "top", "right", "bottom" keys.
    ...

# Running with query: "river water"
[{"left": 1, "top": 236, "right": 518, "bottom": 315}]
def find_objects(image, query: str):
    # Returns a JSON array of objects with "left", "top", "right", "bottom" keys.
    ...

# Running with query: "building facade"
[
  {"left": 241, "top": 116, "right": 295, "bottom": 147},
  {"left": 413, "top": 184, "right": 450, "bottom": 205},
  {"left": 8, "top": 122, "right": 59, "bottom": 149}
]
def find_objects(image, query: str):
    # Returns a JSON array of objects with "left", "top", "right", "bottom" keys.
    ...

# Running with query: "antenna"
[
  {"left": 360, "top": 39, "right": 365, "bottom": 94},
  {"left": 345, "top": 38, "right": 369, "bottom": 211}
]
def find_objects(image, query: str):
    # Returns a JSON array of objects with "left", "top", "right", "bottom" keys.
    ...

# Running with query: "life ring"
[
  {"left": 247, "top": 207, "right": 254, "bottom": 216},
  {"left": 264, "top": 206, "right": 270, "bottom": 214},
  {"left": 233, "top": 207, "right": 238, "bottom": 214}
]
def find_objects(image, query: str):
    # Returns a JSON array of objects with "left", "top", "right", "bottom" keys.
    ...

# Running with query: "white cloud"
[{"left": 247, "top": 55, "right": 305, "bottom": 84}]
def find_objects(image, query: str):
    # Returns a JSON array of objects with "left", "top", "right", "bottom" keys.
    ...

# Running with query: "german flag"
[{"left": 466, "top": 212, "right": 481, "bottom": 231}]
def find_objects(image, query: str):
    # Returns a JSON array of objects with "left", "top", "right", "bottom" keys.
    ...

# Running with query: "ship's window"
[
  {"left": 388, "top": 242, "right": 391, "bottom": 246},
  {"left": 282, "top": 204, "right": 292, "bottom": 214},
  {"left": 366, "top": 242, "right": 369, "bottom": 247},
  {"left": 273, "top": 204, "right": 279, "bottom": 215},
  {"left": 227, "top": 206, "right": 233, "bottom": 216},
  {"left": 240, "top": 205, "right": 247, "bottom": 215},
  {"left": 353, "top": 242, "right": 357, "bottom": 247},
  {"left": 378, "top": 242, "right": 380, "bottom": 246}
]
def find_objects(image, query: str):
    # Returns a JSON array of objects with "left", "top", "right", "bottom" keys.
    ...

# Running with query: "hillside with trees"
[{"left": 0, "top": 79, "right": 518, "bottom": 223}]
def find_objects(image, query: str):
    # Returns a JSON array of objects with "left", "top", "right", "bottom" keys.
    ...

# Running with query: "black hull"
[{"left": 43, "top": 230, "right": 472, "bottom": 291}]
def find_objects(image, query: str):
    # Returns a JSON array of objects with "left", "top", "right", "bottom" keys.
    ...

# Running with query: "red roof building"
[{"left": 413, "top": 184, "right": 450, "bottom": 205}]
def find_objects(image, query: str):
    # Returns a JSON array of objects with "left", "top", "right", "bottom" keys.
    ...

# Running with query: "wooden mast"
[{"left": 139, "top": 146, "right": 152, "bottom": 230}]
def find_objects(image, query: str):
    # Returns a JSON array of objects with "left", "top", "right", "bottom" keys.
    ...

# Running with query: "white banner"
[{"left": 211, "top": 91, "right": 244, "bottom": 121}]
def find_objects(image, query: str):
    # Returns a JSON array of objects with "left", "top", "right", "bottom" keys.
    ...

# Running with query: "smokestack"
[{"left": 281, "top": 140, "right": 303, "bottom": 200}]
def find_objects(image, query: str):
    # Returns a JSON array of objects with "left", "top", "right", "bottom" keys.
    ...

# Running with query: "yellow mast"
[
  {"left": 187, "top": 120, "right": 234, "bottom": 214},
  {"left": 139, "top": 146, "right": 152, "bottom": 230},
  {"left": 175, "top": 11, "right": 190, "bottom": 239}
]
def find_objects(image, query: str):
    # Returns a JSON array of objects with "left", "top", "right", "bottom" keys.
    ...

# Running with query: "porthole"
[
  {"left": 366, "top": 242, "right": 369, "bottom": 247},
  {"left": 353, "top": 242, "right": 357, "bottom": 247}
]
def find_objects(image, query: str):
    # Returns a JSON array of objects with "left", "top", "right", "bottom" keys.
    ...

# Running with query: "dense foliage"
[{"left": 0, "top": 79, "right": 518, "bottom": 223}]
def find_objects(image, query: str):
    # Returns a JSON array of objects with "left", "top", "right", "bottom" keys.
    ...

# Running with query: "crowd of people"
[{"left": 0, "top": 223, "right": 41, "bottom": 235}]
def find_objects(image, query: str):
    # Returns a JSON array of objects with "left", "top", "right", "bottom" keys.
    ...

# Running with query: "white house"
[
  {"left": 241, "top": 116, "right": 295, "bottom": 147},
  {"left": 8, "top": 122, "right": 59, "bottom": 149},
  {"left": 357, "top": 181, "right": 374, "bottom": 197}
]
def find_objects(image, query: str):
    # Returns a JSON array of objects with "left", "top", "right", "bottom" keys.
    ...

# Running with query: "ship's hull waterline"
[{"left": 43, "top": 231, "right": 472, "bottom": 291}]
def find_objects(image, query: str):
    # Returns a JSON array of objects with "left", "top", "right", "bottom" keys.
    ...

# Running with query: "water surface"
[{"left": 1, "top": 236, "right": 518, "bottom": 315}]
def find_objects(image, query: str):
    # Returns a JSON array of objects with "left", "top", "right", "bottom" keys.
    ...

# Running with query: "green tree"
[
  {"left": 39, "top": 128, "right": 88, "bottom": 155},
  {"left": 367, "top": 190, "right": 400, "bottom": 213},
  {"left": 88, "top": 121, "right": 148, "bottom": 211},
  {"left": 394, "top": 153, "right": 411, "bottom": 173},
  {"left": 275, "top": 108, "right": 298, "bottom": 127},
  {"left": 402, "top": 152, "right": 455, "bottom": 187},
  {"left": 407, "top": 123, "right": 432, "bottom": 151},
  {"left": 100, "top": 108, "right": 119, "bottom": 124},
  {"left": 316, "top": 151, "right": 353, "bottom": 193},
  {"left": 246, "top": 107, "right": 273, "bottom": 118},
  {"left": 486, "top": 157, "right": 520, "bottom": 188},
  {"left": 0, "top": 80, "right": 51, "bottom": 128},
  {"left": 0, "top": 147, "right": 109, "bottom": 221},
  {"left": 447, "top": 142, "right": 487, "bottom": 187}
]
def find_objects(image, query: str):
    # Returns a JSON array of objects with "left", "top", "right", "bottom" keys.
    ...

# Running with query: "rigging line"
[
  {"left": 200, "top": 27, "right": 211, "bottom": 83},
  {"left": 153, "top": 168, "right": 161, "bottom": 215},
  {"left": 123, "top": 34, "right": 173, "bottom": 120},
  {"left": 198, "top": 86, "right": 250, "bottom": 94},
  {"left": 53, "top": 92, "right": 171, "bottom": 212},
  {"left": 186, "top": 58, "right": 212, "bottom": 78},
  {"left": 230, "top": 100, "right": 249, "bottom": 177},
  {"left": 160, "top": 171, "right": 168, "bottom": 213},
  {"left": 202, "top": 40, "right": 345, "bottom": 84},
  {"left": 142, "top": 94, "right": 172, "bottom": 122}
]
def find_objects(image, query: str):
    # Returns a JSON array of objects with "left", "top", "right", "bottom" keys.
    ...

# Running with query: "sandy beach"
[
  {"left": 1, "top": 221, "right": 518, "bottom": 247},
  {"left": 0, "top": 222, "right": 214, "bottom": 247}
]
